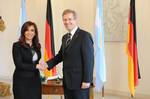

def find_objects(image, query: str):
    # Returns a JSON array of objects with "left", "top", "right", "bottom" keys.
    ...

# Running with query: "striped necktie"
[{"left": 66, "top": 33, "right": 72, "bottom": 46}]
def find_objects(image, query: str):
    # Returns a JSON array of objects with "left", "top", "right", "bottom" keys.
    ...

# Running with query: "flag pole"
[{"left": 102, "top": 85, "right": 104, "bottom": 99}]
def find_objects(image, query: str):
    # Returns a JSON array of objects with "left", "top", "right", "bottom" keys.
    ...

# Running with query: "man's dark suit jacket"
[{"left": 47, "top": 28, "right": 94, "bottom": 90}]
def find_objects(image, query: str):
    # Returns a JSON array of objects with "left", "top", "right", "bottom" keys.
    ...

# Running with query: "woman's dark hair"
[{"left": 19, "top": 21, "right": 41, "bottom": 50}]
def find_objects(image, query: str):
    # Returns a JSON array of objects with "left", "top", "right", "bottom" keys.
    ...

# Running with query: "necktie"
[{"left": 66, "top": 33, "right": 72, "bottom": 46}]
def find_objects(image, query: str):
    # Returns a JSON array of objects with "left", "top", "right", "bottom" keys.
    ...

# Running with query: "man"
[{"left": 44, "top": 9, "right": 94, "bottom": 99}]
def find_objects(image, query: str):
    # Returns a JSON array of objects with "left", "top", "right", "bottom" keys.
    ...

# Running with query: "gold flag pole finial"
[{"left": 0, "top": 16, "right": 6, "bottom": 32}]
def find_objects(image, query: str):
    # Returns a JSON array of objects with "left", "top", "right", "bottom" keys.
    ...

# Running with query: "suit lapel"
[
  {"left": 61, "top": 35, "right": 67, "bottom": 54},
  {"left": 65, "top": 28, "right": 80, "bottom": 53}
]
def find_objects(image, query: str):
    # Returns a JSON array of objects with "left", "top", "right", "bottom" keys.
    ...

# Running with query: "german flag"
[
  {"left": 44, "top": 0, "right": 56, "bottom": 78},
  {"left": 127, "top": 0, "right": 141, "bottom": 96}
]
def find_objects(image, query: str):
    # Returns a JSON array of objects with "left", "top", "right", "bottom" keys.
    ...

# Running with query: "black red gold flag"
[
  {"left": 127, "top": 0, "right": 141, "bottom": 96},
  {"left": 44, "top": 0, "right": 56, "bottom": 77}
]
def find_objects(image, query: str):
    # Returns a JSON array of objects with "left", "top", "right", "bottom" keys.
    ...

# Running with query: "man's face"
[{"left": 62, "top": 13, "right": 77, "bottom": 32}]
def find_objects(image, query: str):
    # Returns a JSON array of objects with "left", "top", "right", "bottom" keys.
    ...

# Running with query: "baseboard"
[
  {"left": 0, "top": 75, "right": 12, "bottom": 82},
  {"left": 102, "top": 89, "right": 150, "bottom": 99}
]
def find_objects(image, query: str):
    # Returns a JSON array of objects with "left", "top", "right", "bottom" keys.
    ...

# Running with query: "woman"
[{"left": 12, "top": 21, "right": 45, "bottom": 99}]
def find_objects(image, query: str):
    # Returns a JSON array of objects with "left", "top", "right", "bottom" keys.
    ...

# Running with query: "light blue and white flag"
[
  {"left": 94, "top": 0, "right": 106, "bottom": 92},
  {"left": 19, "top": 0, "right": 27, "bottom": 35}
]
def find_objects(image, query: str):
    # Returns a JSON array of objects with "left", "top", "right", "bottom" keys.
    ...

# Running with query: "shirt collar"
[{"left": 70, "top": 26, "right": 78, "bottom": 38}]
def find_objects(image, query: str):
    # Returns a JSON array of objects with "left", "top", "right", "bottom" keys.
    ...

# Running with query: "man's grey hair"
[{"left": 62, "top": 9, "right": 77, "bottom": 19}]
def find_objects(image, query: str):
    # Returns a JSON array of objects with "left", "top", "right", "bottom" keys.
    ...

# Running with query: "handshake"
[{"left": 36, "top": 61, "right": 48, "bottom": 71}]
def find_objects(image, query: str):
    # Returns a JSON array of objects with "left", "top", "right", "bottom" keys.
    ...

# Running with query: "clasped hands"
[
  {"left": 36, "top": 61, "right": 48, "bottom": 71},
  {"left": 36, "top": 61, "right": 90, "bottom": 89}
]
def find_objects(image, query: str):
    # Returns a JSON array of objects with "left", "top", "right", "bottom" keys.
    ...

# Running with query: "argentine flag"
[
  {"left": 19, "top": 0, "right": 27, "bottom": 35},
  {"left": 94, "top": 0, "right": 106, "bottom": 91}
]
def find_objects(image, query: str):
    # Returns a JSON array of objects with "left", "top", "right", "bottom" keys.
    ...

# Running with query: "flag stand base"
[
  {"left": 131, "top": 94, "right": 134, "bottom": 98},
  {"left": 102, "top": 86, "right": 104, "bottom": 98}
]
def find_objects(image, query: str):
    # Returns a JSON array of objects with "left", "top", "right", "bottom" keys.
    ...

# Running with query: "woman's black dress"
[{"left": 12, "top": 42, "right": 41, "bottom": 99}]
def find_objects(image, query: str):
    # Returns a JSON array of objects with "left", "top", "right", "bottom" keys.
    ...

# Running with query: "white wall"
[
  {"left": 0, "top": 0, "right": 20, "bottom": 79},
  {"left": 0, "top": 0, "right": 150, "bottom": 96},
  {"left": 135, "top": 0, "right": 150, "bottom": 95}
]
